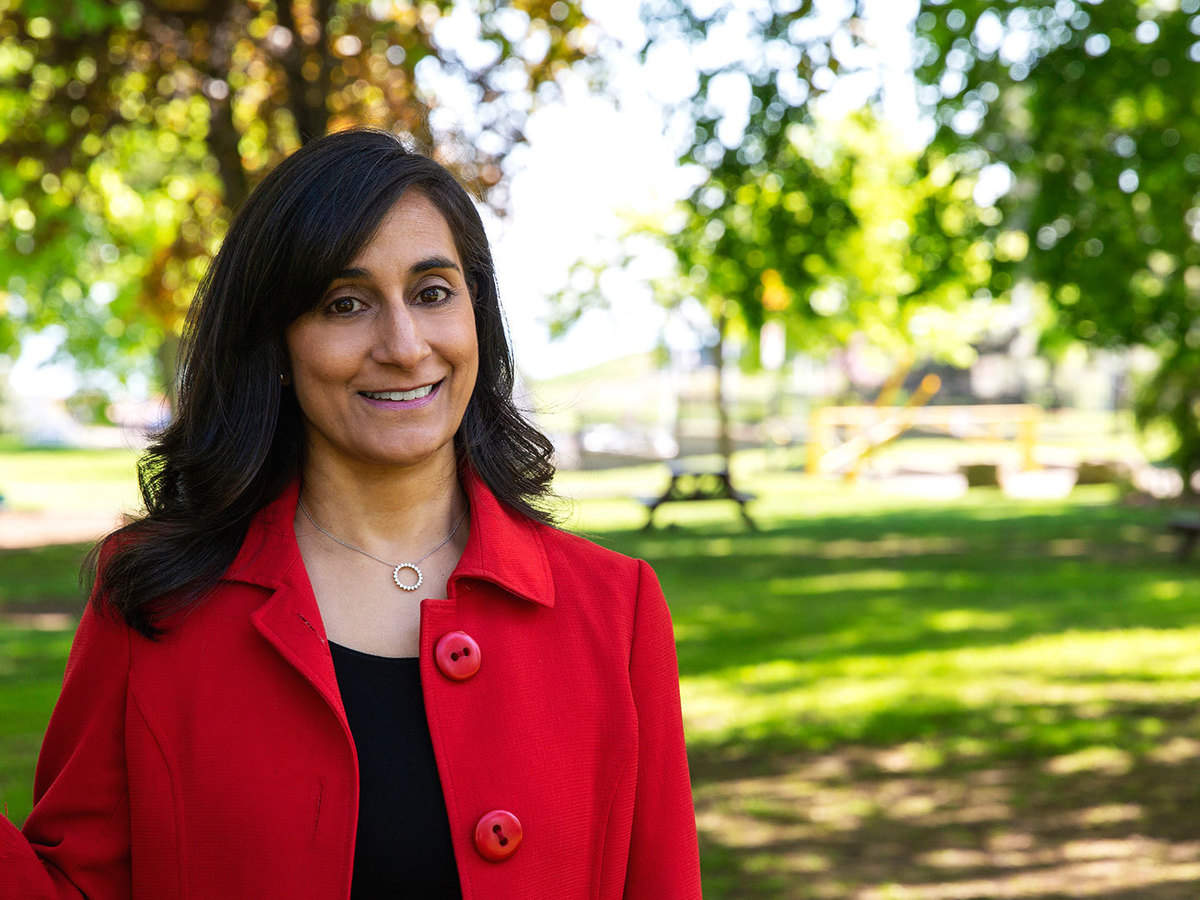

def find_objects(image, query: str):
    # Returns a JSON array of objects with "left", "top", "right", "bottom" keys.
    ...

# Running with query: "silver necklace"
[{"left": 297, "top": 496, "right": 467, "bottom": 592}]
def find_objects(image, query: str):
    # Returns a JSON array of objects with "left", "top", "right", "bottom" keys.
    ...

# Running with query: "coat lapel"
[
  {"left": 219, "top": 467, "right": 557, "bottom": 715},
  {"left": 450, "top": 465, "right": 555, "bottom": 607},
  {"left": 225, "top": 480, "right": 346, "bottom": 719}
]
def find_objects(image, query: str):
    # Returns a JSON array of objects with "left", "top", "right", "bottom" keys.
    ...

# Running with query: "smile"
[{"left": 358, "top": 382, "right": 440, "bottom": 402}]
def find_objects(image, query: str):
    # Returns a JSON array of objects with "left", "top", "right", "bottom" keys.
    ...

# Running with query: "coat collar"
[{"left": 225, "top": 465, "right": 556, "bottom": 608}]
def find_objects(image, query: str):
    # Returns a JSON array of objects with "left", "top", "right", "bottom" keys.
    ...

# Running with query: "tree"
[
  {"left": 638, "top": 0, "right": 864, "bottom": 463},
  {"left": 914, "top": 0, "right": 1200, "bottom": 479},
  {"left": 0, "top": 0, "right": 594, "bottom": 404},
  {"left": 552, "top": 1, "right": 997, "bottom": 464}
]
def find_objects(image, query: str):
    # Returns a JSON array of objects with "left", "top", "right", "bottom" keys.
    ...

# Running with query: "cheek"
[
  {"left": 460, "top": 310, "right": 480, "bottom": 373},
  {"left": 466, "top": 329, "right": 479, "bottom": 372},
  {"left": 285, "top": 329, "right": 357, "bottom": 419},
  {"left": 288, "top": 327, "right": 352, "bottom": 382},
  {"left": 460, "top": 334, "right": 480, "bottom": 394}
]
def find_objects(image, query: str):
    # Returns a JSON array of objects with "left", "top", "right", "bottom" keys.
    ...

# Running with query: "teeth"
[{"left": 362, "top": 384, "right": 435, "bottom": 401}]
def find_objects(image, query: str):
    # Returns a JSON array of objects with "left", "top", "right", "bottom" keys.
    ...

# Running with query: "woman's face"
[{"left": 284, "top": 190, "right": 479, "bottom": 475}]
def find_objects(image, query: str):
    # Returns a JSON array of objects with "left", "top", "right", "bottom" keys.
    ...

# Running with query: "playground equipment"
[{"left": 807, "top": 379, "right": 1042, "bottom": 477}]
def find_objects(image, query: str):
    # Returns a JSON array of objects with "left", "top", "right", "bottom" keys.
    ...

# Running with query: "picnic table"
[{"left": 637, "top": 460, "right": 757, "bottom": 531}]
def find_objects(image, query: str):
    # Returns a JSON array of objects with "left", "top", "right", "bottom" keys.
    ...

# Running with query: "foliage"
[
  {"left": 914, "top": 0, "right": 1200, "bottom": 476},
  {"left": 635, "top": 0, "right": 863, "bottom": 364},
  {"left": 551, "top": 2, "right": 999, "bottom": 383},
  {"left": 668, "top": 109, "right": 999, "bottom": 369},
  {"left": 0, "top": 0, "right": 595, "bottom": 394},
  {"left": 1134, "top": 342, "right": 1200, "bottom": 478}
]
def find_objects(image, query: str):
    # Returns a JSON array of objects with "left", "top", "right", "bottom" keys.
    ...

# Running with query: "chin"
[{"left": 359, "top": 440, "right": 458, "bottom": 471}]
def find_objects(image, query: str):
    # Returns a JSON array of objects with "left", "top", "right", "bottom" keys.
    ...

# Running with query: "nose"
[{"left": 371, "top": 301, "right": 432, "bottom": 369}]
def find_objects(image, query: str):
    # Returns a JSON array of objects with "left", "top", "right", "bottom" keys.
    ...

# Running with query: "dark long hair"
[{"left": 90, "top": 128, "right": 557, "bottom": 637}]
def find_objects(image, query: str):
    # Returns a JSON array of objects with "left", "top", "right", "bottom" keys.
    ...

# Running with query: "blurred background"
[{"left": 2, "top": 0, "right": 1200, "bottom": 896}]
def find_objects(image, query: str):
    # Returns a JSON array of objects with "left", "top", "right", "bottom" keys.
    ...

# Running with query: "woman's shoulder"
[
  {"left": 88, "top": 522, "right": 238, "bottom": 619},
  {"left": 530, "top": 520, "right": 659, "bottom": 593},
  {"left": 527, "top": 522, "right": 677, "bottom": 658},
  {"left": 533, "top": 518, "right": 633, "bottom": 561}
]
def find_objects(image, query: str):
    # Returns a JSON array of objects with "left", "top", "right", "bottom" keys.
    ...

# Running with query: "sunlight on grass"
[
  {"left": 1147, "top": 736, "right": 1200, "bottom": 764},
  {"left": 680, "top": 627, "right": 1200, "bottom": 753},
  {"left": 1045, "top": 746, "right": 1133, "bottom": 776},
  {"left": 1149, "top": 579, "right": 1185, "bottom": 600},
  {"left": 775, "top": 570, "right": 913, "bottom": 594},
  {"left": 925, "top": 609, "right": 1014, "bottom": 632},
  {"left": 0, "top": 448, "right": 142, "bottom": 513}
]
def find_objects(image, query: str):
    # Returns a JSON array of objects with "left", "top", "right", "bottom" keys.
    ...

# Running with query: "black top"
[{"left": 329, "top": 641, "right": 462, "bottom": 899}]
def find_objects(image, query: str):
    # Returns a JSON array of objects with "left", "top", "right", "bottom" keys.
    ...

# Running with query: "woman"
[{"left": 0, "top": 129, "right": 701, "bottom": 898}]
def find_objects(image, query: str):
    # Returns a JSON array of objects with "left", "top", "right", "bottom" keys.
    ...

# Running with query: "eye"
[
  {"left": 416, "top": 284, "right": 454, "bottom": 305},
  {"left": 326, "top": 295, "right": 365, "bottom": 315}
]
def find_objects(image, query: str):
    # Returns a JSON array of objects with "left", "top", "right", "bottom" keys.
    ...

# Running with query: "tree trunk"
[
  {"left": 157, "top": 332, "right": 181, "bottom": 416},
  {"left": 714, "top": 307, "right": 733, "bottom": 468},
  {"left": 207, "top": 90, "right": 249, "bottom": 214},
  {"left": 277, "top": 0, "right": 331, "bottom": 144},
  {"left": 201, "top": 1, "right": 250, "bottom": 213}
]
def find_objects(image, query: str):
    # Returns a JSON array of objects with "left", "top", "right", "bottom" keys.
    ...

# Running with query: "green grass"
[
  {"left": 0, "top": 445, "right": 142, "bottom": 513},
  {"left": 3, "top": 453, "right": 1200, "bottom": 897},
  {"left": 0, "top": 625, "right": 75, "bottom": 825},
  {"left": 0, "top": 544, "right": 93, "bottom": 608},
  {"left": 577, "top": 478, "right": 1195, "bottom": 757}
]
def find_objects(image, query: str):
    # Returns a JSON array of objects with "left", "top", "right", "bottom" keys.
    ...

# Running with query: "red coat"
[{"left": 0, "top": 472, "right": 701, "bottom": 898}]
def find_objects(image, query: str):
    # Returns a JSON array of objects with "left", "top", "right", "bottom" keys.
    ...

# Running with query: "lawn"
[
  {"left": 0, "top": 444, "right": 142, "bottom": 514},
  {"left": 3, "top": 449, "right": 1200, "bottom": 898}
]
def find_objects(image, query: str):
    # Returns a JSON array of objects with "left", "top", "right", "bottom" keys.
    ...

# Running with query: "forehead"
[{"left": 349, "top": 190, "right": 461, "bottom": 268}]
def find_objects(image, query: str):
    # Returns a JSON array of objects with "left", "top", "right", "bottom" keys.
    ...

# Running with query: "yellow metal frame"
[{"left": 807, "top": 400, "right": 1042, "bottom": 477}]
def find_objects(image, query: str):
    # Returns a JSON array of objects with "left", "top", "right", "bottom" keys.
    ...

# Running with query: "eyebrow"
[{"left": 330, "top": 256, "right": 462, "bottom": 282}]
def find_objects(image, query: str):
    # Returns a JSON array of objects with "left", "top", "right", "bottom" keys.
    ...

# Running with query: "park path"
[{"left": 0, "top": 510, "right": 122, "bottom": 550}]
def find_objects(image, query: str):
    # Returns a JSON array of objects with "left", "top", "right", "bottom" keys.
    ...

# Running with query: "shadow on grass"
[
  {"left": 590, "top": 499, "right": 1200, "bottom": 898},
  {"left": 687, "top": 703, "right": 1200, "bottom": 899},
  {"left": 597, "top": 504, "right": 1195, "bottom": 680},
  {"left": 0, "top": 543, "right": 92, "bottom": 611},
  {"left": 0, "top": 624, "right": 76, "bottom": 825}
]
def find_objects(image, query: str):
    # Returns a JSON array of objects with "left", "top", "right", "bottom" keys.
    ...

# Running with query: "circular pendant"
[{"left": 393, "top": 562, "right": 423, "bottom": 592}]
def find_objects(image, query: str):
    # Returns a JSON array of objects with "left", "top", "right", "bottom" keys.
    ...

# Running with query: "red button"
[
  {"left": 434, "top": 631, "right": 481, "bottom": 681},
  {"left": 474, "top": 809, "right": 522, "bottom": 862}
]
